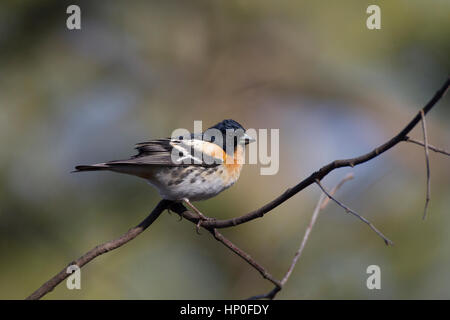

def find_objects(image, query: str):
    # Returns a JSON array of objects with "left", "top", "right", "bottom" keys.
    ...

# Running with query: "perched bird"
[{"left": 74, "top": 119, "right": 255, "bottom": 229}]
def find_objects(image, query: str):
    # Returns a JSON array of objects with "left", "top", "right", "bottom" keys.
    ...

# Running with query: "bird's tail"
[
  {"left": 72, "top": 163, "right": 110, "bottom": 173},
  {"left": 73, "top": 160, "right": 156, "bottom": 179}
]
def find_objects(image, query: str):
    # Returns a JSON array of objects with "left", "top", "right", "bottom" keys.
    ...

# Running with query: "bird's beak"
[{"left": 241, "top": 132, "right": 256, "bottom": 145}]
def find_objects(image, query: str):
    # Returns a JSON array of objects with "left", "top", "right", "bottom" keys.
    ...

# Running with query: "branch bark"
[{"left": 26, "top": 199, "right": 172, "bottom": 300}]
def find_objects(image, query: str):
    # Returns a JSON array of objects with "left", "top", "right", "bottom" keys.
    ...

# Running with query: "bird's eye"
[{"left": 210, "top": 136, "right": 215, "bottom": 142}]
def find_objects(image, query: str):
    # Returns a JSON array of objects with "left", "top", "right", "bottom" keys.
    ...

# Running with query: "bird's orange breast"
[
  {"left": 199, "top": 142, "right": 244, "bottom": 184},
  {"left": 222, "top": 145, "right": 244, "bottom": 184}
]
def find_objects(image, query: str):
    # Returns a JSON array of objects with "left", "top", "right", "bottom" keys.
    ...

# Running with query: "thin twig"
[
  {"left": 319, "top": 173, "right": 355, "bottom": 210},
  {"left": 281, "top": 173, "right": 355, "bottom": 286},
  {"left": 250, "top": 174, "right": 354, "bottom": 300},
  {"left": 280, "top": 193, "right": 325, "bottom": 286},
  {"left": 405, "top": 137, "right": 450, "bottom": 156},
  {"left": 167, "top": 202, "right": 283, "bottom": 295},
  {"left": 315, "top": 179, "right": 393, "bottom": 246},
  {"left": 420, "top": 111, "right": 431, "bottom": 220},
  {"left": 210, "top": 229, "right": 282, "bottom": 290}
]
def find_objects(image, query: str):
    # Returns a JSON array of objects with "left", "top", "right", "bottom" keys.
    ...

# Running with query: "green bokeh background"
[{"left": 0, "top": 0, "right": 449, "bottom": 299}]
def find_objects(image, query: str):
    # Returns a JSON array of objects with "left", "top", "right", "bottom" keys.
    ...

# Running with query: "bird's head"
[{"left": 207, "top": 119, "right": 255, "bottom": 152}]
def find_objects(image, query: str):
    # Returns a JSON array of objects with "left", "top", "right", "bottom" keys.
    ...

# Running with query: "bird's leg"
[
  {"left": 182, "top": 198, "right": 208, "bottom": 219},
  {"left": 181, "top": 198, "right": 212, "bottom": 234}
]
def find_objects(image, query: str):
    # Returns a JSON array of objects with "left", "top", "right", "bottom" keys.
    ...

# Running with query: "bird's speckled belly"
[{"left": 148, "top": 164, "right": 242, "bottom": 201}]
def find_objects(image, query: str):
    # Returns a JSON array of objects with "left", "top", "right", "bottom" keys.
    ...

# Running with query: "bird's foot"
[
  {"left": 195, "top": 216, "right": 216, "bottom": 234},
  {"left": 181, "top": 198, "right": 214, "bottom": 234}
]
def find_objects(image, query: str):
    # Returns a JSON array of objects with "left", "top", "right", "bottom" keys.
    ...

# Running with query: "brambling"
[{"left": 74, "top": 119, "right": 255, "bottom": 230}]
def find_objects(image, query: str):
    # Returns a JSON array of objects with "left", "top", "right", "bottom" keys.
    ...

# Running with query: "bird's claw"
[
  {"left": 196, "top": 220, "right": 203, "bottom": 234},
  {"left": 195, "top": 216, "right": 216, "bottom": 235},
  {"left": 179, "top": 198, "right": 214, "bottom": 235},
  {"left": 167, "top": 207, "right": 183, "bottom": 221}
]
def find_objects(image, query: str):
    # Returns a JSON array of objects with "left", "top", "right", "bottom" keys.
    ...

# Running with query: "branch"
[
  {"left": 249, "top": 173, "right": 355, "bottom": 300},
  {"left": 211, "top": 229, "right": 282, "bottom": 289},
  {"left": 168, "top": 202, "right": 282, "bottom": 294},
  {"left": 315, "top": 179, "right": 393, "bottom": 245},
  {"left": 420, "top": 110, "right": 431, "bottom": 220},
  {"left": 27, "top": 78, "right": 449, "bottom": 300},
  {"left": 282, "top": 174, "right": 355, "bottom": 284},
  {"left": 26, "top": 199, "right": 172, "bottom": 300},
  {"left": 405, "top": 137, "right": 450, "bottom": 156},
  {"left": 184, "top": 78, "right": 450, "bottom": 230}
]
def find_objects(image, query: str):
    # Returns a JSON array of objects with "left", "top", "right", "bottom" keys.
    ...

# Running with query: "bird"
[{"left": 74, "top": 119, "right": 255, "bottom": 231}]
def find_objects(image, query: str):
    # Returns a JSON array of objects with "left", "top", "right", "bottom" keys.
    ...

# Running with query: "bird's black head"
[
  {"left": 209, "top": 119, "right": 246, "bottom": 134},
  {"left": 206, "top": 119, "right": 255, "bottom": 152}
]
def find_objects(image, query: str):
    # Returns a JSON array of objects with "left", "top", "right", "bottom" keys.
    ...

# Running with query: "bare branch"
[
  {"left": 167, "top": 202, "right": 282, "bottom": 295},
  {"left": 280, "top": 193, "right": 325, "bottom": 285},
  {"left": 247, "top": 287, "right": 280, "bottom": 300},
  {"left": 420, "top": 110, "right": 431, "bottom": 220},
  {"left": 211, "top": 229, "right": 282, "bottom": 289},
  {"left": 27, "top": 78, "right": 449, "bottom": 300},
  {"left": 405, "top": 137, "right": 450, "bottom": 156},
  {"left": 281, "top": 174, "right": 354, "bottom": 286},
  {"left": 26, "top": 200, "right": 172, "bottom": 300},
  {"left": 187, "top": 78, "right": 450, "bottom": 230},
  {"left": 315, "top": 179, "right": 393, "bottom": 246},
  {"left": 250, "top": 173, "right": 354, "bottom": 300},
  {"left": 319, "top": 173, "right": 355, "bottom": 210}
]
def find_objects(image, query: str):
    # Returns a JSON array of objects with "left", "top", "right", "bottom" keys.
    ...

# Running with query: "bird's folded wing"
[{"left": 107, "top": 138, "right": 224, "bottom": 167}]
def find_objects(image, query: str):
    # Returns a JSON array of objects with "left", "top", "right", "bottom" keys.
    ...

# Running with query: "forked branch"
[
  {"left": 315, "top": 179, "right": 393, "bottom": 245},
  {"left": 27, "top": 78, "right": 449, "bottom": 300},
  {"left": 249, "top": 173, "right": 355, "bottom": 300}
]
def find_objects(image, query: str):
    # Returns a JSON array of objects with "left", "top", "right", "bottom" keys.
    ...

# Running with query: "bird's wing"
[{"left": 107, "top": 138, "right": 224, "bottom": 167}]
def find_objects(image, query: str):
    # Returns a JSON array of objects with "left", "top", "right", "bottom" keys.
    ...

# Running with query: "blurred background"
[{"left": 0, "top": 0, "right": 449, "bottom": 299}]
